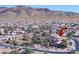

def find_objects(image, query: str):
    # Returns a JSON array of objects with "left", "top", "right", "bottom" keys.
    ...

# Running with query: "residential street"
[{"left": 0, "top": 43, "right": 72, "bottom": 54}]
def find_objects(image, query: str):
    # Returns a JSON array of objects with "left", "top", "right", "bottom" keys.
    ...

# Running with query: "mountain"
[{"left": 0, "top": 5, "right": 79, "bottom": 24}]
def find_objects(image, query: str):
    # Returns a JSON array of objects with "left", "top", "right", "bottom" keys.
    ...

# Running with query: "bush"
[
  {"left": 5, "top": 39, "right": 17, "bottom": 46},
  {"left": 20, "top": 42, "right": 31, "bottom": 47},
  {"left": 8, "top": 50, "right": 19, "bottom": 54},
  {"left": 22, "top": 48, "right": 33, "bottom": 54},
  {"left": 60, "top": 39, "right": 68, "bottom": 48}
]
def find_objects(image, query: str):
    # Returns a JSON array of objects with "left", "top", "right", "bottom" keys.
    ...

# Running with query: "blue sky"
[{"left": 0, "top": 5, "right": 79, "bottom": 13}]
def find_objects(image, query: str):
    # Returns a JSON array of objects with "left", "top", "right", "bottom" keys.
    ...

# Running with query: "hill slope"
[{"left": 0, "top": 5, "right": 79, "bottom": 24}]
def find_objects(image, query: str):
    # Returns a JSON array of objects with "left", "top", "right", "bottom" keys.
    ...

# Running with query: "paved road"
[
  {"left": 72, "top": 37, "right": 79, "bottom": 51},
  {"left": 32, "top": 49, "right": 70, "bottom": 54},
  {"left": 0, "top": 43, "right": 71, "bottom": 54}
]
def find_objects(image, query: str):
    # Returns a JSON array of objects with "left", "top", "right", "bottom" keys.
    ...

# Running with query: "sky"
[{"left": 0, "top": 5, "right": 79, "bottom": 13}]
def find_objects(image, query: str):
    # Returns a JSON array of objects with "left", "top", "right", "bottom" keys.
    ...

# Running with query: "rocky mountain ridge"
[{"left": 0, "top": 5, "right": 79, "bottom": 23}]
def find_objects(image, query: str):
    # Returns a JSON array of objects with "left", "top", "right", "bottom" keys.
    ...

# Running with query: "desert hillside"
[{"left": 0, "top": 5, "right": 79, "bottom": 24}]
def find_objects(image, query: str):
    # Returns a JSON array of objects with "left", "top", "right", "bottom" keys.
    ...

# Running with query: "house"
[
  {"left": 0, "top": 28, "right": 5, "bottom": 35},
  {"left": 32, "top": 24, "right": 39, "bottom": 29},
  {"left": 74, "top": 31, "right": 79, "bottom": 37}
]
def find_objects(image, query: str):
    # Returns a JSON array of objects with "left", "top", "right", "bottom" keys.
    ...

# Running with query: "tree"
[
  {"left": 40, "top": 37, "right": 49, "bottom": 47},
  {"left": 60, "top": 39, "right": 68, "bottom": 48}
]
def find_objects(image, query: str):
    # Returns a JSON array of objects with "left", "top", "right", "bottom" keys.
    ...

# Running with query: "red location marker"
[{"left": 58, "top": 27, "right": 67, "bottom": 37}]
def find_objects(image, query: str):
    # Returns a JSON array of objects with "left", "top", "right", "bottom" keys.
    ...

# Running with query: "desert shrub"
[
  {"left": 5, "top": 39, "right": 17, "bottom": 46},
  {"left": 60, "top": 39, "right": 68, "bottom": 48},
  {"left": 8, "top": 50, "right": 19, "bottom": 54},
  {"left": 20, "top": 42, "right": 31, "bottom": 47},
  {"left": 22, "top": 48, "right": 32, "bottom": 54}
]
